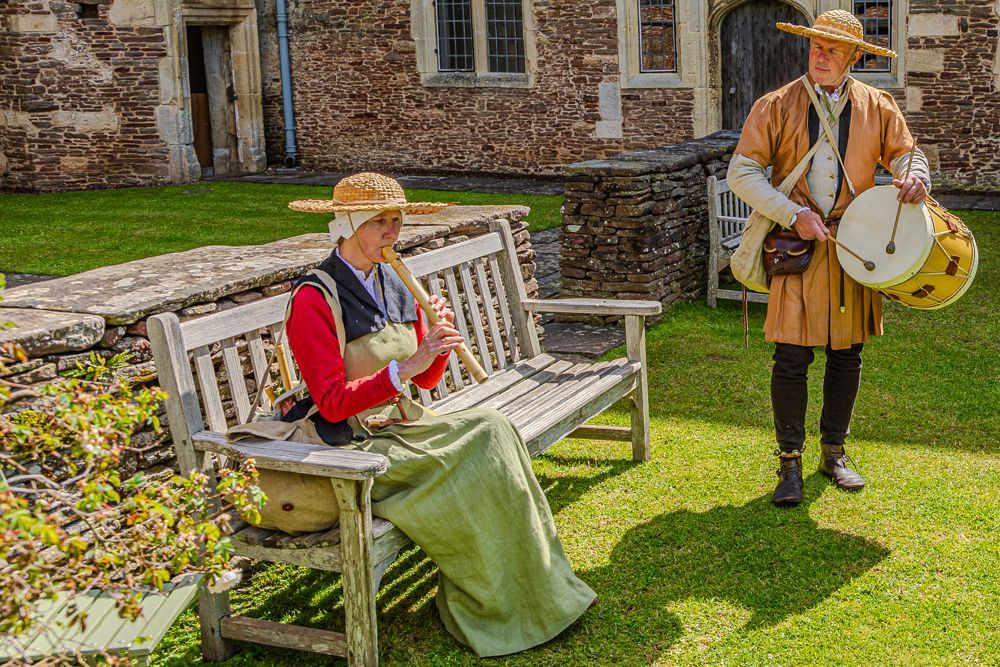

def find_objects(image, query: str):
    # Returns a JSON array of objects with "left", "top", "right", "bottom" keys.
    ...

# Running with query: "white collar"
[{"left": 815, "top": 78, "right": 849, "bottom": 105}]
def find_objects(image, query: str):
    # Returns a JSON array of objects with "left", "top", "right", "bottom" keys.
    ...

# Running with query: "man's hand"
[
  {"left": 792, "top": 209, "right": 828, "bottom": 241},
  {"left": 892, "top": 175, "right": 928, "bottom": 204}
]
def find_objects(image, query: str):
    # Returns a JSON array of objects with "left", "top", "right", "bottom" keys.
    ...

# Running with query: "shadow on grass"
[
  {"left": 155, "top": 452, "right": 636, "bottom": 665},
  {"left": 574, "top": 472, "right": 890, "bottom": 662}
]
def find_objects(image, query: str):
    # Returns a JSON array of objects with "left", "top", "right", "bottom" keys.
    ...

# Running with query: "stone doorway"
[
  {"left": 185, "top": 25, "right": 240, "bottom": 177},
  {"left": 719, "top": 0, "right": 810, "bottom": 129}
]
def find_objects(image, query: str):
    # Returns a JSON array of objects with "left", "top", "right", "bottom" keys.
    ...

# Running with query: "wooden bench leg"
[
  {"left": 625, "top": 315, "right": 651, "bottom": 462},
  {"left": 707, "top": 258, "right": 719, "bottom": 308},
  {"left": 198, "top": 588, "right": 236, "bottom": 661},
  {"left": 332, "top": 478, "right": 379, "bottom": 667}
]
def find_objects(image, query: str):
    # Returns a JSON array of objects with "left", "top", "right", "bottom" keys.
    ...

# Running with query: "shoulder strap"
[{"left": 802, "top": 77, "right": 855, "bottom": 197}]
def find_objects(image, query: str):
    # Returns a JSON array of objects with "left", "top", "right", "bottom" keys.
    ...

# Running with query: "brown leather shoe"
[
  {"left": 772, "top": 450, "right": 804, "bottom": 507},
  {"left": 819, "top": 444, "right": 865, "bottom": 490}
]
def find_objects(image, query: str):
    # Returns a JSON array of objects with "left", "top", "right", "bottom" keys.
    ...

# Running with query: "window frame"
[
  {"left": 617, "top": 0, "right": 702, "bottom": 90},
  {"left": 845, "top": 0, "right": 905, "bottom": 87},
  {"left": 413, "top": 0, "right": 537, "bottom": 88},
  {"left": 637, "top": 0, "right": 678, "bottom": 74}
]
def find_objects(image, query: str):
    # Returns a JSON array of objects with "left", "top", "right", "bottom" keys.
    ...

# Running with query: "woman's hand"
[
  {"left": 427, "top": 294, "right": 455, "bottom": 325},
  {"left": 397, "top": 321, "right": 464, "bottom": 382}
]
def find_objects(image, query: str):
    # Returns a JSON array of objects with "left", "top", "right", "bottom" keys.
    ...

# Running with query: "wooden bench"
[
  {"left": 0, "top": 575, "right": 201, "bottom": 666},
  {"left": 706, "top": 175, "right": 767, "bottom": 308},
  {"left": 148, "top": 219, "right": 660, "bottom": 666}
]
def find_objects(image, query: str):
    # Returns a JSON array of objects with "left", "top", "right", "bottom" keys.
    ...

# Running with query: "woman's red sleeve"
[
  {"left": 285, "top": 286, "right": 398, "bottom": 423},
  {"left": 410, "top": 304, "right": 451, "bottom": 390}
]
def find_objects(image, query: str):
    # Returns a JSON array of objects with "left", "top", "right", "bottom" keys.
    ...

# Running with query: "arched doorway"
[{"left": 720, "top": 0, "right": 810, "bottom": 129}]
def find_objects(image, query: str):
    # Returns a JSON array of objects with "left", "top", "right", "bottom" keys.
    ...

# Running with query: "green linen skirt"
[{"left": 352, "top": 402, "right": 596, "bottom": 657}]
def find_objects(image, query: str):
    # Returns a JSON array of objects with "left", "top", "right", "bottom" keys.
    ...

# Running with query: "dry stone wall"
[
  {"left": 1, "top": 206, "right": 536, "bottom": 478},
  {"left": 559, "top": 131, "right": 740, "bottom": 323}
]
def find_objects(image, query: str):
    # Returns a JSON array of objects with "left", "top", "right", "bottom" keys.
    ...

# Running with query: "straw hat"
[
  {"left": 288, "top": 172, "right": 453, "bottom": 214},
  {"left": 777, "top": 9, "right": 896, "bottom": 58}
]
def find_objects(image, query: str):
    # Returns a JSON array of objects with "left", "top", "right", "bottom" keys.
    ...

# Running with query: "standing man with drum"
[{"left": 726, "top": 10, "right": 932, "bottom": 506}]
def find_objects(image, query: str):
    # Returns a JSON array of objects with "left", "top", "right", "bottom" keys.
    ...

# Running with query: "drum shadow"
[{"left": 570, "top": 473, "right": 890, "bottom": 659}]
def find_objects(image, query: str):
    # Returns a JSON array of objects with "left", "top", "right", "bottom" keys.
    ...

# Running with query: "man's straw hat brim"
[
  {"left": 777, "top": 9, "right": 896, "bottom": 59},
  {"left": 287, "top": 172, "right": 454, "bottom": 214}
]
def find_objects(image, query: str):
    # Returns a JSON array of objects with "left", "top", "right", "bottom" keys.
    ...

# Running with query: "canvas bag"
[{"left": 731, "top": 76, "right": 851, "bottom": 293}]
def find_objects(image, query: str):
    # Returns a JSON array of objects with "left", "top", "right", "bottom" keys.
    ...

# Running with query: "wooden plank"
[
  {"left": 106, "top": 574, "right": 202, "bottom": 657},
  {"left": 478, "top": 359, "right": 574, "bottom": 412},
  {"left": 488, "top": 253, "right": 519, "bottom": 362},
  {"left": 442, "top": 267, "right": 473, "bottom": 389},
  {"left": 220, "top": 337, "right": 252, "bottom": 425},
  {"left": 193, "top": 346, "right": 228, "bottom": 433},
  {"left": 332, "top": 478, "right": 379, "bottom": 666},
  {"left": 519, "top": 362, "right": 641, "bottom": 455},
  {"left": 233, "top": 538, "right": 344, "bottom": 572},
  {"left": 626, "top": 314, "right": 651, "bottom": 461},
  {"left": 521, "top": 298, "right": 662, "bottom": 316},
  {"left": 502, "top": 360, "right": 630, "bottom": 425},
  {"left": 430, "top": 354, "right": 557, "bottom": 413},
  {"left": 458, "top": 262, "right": 494, "bottom": 376},
  {"left": 193, "top": 431, "right": 388, "bottom": 479},
  {"left": 474, "top": 257, "right": 506, "bottom": 369},
  {"left": 569, "top": 425, "right": 633, "bottom": 441},
  {"left": 490, "top": 219, "right": 541, "bottom": 358},
  {"left": 220, "top": 616, "right": 347, "bottom": 657},
  {"left": 428, "top": 274, "right": 460, "bottom": 395},
  {"left": 403, "top": 232, "right": 504, "bottom": 277},
  {"left": 245, "top": 330, "right": 271, "bottom": 394},
  {"left": 717, "top": 288, "right": 768, "bottom": 303},
  {"left": 181, "top": 294, "right": 289, "bottom": 351}
]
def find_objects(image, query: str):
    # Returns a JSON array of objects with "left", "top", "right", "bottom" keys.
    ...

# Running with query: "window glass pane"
[
  {"left": 486, "top": 0, "right": 525, "bottom": 73},
  {"left": 436, "top": 0, "right": 475, "bottom": 71},
  {"left": 852, "top": 0, "right": 891, "bottom": 72},
  {"left": 638, "top": 0, "right": 676, "bottom": 73}
]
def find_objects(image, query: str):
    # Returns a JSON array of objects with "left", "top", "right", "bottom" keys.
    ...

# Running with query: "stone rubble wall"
[
  {"left": 1, "top": 207, "right": 536, "bottom": 482},
  {"left": 559, "top": 131, "right": 741, "bottom": 323},
  {"left": 0, "top": 0, "right": 171, "bottom": 192}
]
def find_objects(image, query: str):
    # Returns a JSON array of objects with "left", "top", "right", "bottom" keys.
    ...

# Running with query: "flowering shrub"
[{"left": 1, "top": 278, "right": 264, "bottom": 664}]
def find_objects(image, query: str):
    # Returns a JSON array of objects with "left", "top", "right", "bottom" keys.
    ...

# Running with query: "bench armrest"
[
  {"left": 521, "top": 298, "right": 662, "bottom": 317},
  {"left": 192, "top": 431, "right": 387, "bottom": 480}
]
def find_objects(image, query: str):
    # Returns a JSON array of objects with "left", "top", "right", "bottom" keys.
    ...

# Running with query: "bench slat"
[
  {"left": 442, "top": 267, "right": 473, "bottom": 388},
  {"left": 221, "top": 337, "right": 252, "bottom": 425},
  {"left": 181, "top": 294, "right": 288, "bottom": 351},
  {"left": 404, "top": 232, "right": 504, "bottom": 278},
  {"left": 522, "top": 298, "right": 662, "bottom": 316},
  {"left": 220, "top": 616, "right": 347, "bottom": 657},
  {"left": 431, "top": 354, "right": 558, "bottom": 414},
  {"left": 194, "top": 346, "right": 228, "bottom": 432},
  {"left": 474, "top": 257, "right": 506, "bottom": 370},
  {"left": 488, "top": 253, "right": 519, "bottom": 362},
  {"left": 477, "top": 359, "right": 575, "bottom": 412},
  {"left": 459, "top": 262, "right": 494, "bottom": 376},
  {"left": 519, "top": 361, "right": 641, "bottom": 453},
  {"left": 192, "top": 431, "right": 388, "bottom": 479},
  {"left": 502, "top": 359, "right": 633, "bottom": 425},
  {"left": 427, "top": 274, "right": 458, "bottom": 397}
]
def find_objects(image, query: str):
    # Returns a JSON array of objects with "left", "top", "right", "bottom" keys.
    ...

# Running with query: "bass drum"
[{"left": 837, "top": 185, "right": 978, "bottom": 310}]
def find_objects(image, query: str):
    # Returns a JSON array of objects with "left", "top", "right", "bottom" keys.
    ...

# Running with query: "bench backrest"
[
  {"left": 707, "top": 176, "right": 753, "bottom": 245},
  {"left": 148, "top": 219, "right": 537, "bottom": 473}
]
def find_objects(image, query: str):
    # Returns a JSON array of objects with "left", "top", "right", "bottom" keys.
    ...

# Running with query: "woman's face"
[{"left": 353, "top": 209, "right": 403, "bottom": 259}]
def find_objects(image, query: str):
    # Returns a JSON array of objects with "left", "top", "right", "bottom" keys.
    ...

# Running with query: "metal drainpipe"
[{"left": 276, "top": 0, "right": 298, "bottom": 167}]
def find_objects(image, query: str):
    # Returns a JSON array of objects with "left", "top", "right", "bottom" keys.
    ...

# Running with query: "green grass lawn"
[
  {"left": 150, "top": 211, "right": 998, "bottom": 666},
  {"left": 0, "top": 182, "right": 563, "bottom": 276}
]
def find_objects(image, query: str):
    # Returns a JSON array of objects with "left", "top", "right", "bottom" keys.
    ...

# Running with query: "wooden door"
[{"left": 721, "top": 0, "right": 809, "bottom": 129}]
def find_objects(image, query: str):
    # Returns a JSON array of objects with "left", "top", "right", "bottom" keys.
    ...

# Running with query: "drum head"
[{"left": 837, "top": 185, "right": 934, "bottom": 288}]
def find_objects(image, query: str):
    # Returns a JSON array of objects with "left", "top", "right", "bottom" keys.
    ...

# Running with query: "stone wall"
[
  {"left": 254, "top": 0, "right": 694, "bottom": 177},
  {"left": 1, "top": 206, "right": 536, "bottom": 477},
  {"left": 559, "top": 131, "right": 740, "bottom": 322},
  {"left": 0, "top": 0, "right": 171, "bottom": 192},
  {"left": 905, "top": 2, "right": 1000, "bottom": 192}
]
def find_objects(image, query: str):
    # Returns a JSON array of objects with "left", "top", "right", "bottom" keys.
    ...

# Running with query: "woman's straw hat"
[
  {"left": 288, "top": 172, "right": 453, "bottom": 214},
  {"left": 777, "top": 9, "right": 896, "bottom": 59}
]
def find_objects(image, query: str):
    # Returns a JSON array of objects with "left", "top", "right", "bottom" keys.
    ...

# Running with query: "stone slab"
[
  {"left": 541, "top": 322, "right": 626, "bottom": 357},
  {"left": 2, "top": 206, "right": 529, "bottom": 325},
  {"left": 0, "top": 308, "right": 105, "bottom": 357},
  {"left": 566, "top": 130, "right": 741, "bottom": 176}
]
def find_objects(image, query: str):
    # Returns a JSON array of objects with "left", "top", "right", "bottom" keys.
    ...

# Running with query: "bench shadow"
[{"left": 568, "top": 472, "right": 890, "bottom": 661}]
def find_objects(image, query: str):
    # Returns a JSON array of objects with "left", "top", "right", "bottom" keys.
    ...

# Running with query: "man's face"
[{"left": 809, "top": 36, "right": 862, "bottom": 88}]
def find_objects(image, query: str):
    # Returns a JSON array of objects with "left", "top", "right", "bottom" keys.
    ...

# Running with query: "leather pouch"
[{"left": 763, "top": 227, "right": 814, "bottom": 275}]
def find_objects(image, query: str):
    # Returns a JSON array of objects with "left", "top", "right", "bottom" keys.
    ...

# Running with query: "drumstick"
[
  {"left": 381, "top": 246, "right": 490, "bottom": 384},
  {"left": 828, "top": 235, "right": 876, "bottom": 272},
  {"left": 886, "top": 144, "right": 918, "bottom": 255}
]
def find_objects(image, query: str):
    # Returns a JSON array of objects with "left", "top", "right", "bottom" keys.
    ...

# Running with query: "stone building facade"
[{"left": 1, "top": 0, "right": 997, "bottom": 192}]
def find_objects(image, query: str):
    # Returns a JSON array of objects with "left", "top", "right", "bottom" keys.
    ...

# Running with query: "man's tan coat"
[{"left": 735, "top": 76, "right": 916, "bottom": 349}]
